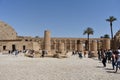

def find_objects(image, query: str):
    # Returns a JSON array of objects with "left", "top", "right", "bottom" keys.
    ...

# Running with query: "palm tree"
[
  {"left": 106, "top": 16, "right": 117, "bottom": 40},
  {"left": 101, "top": 34, "right": 110, "bottom": 38},
  {"left": 83, "top": 27, "right": 94, "bottom": 51},
  {"left": 103, "top": 34, "right": 110, "bottom": 38}
]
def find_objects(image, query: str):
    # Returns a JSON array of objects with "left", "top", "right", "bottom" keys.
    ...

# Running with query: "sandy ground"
[{"left": 0, "top": 52, "right": 120, "bottom": 80}]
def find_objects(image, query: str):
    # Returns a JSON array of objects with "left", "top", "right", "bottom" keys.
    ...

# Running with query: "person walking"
[
  {"left": 101, "top": 50, "right": 106, "bottom": 67},
  {"left": 115, "top": 47, "right": 120, "bottom": 72},
  {"left": 41, "top": 50, "right": 45, "bottom": 57},
  {"left": 111, "top": 51, "right": 116, "bottom": 70},
  {"left": 78, "top": 51, "right": 82, "bottom": 58},
  {"left": 97, "top": 50, "right": 101, "bottom": 61}
]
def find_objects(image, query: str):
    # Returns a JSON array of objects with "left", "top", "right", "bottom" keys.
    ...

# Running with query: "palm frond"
[
  {"left": 106, "top": 16, "right": 117, "bottom": 22},
  {"left": 83, "top": 27, "right": 94, "bottom": 35}
]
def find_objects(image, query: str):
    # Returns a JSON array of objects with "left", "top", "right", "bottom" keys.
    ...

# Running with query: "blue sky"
[{"left": 0, "top": 0, "right": 120, "bottom": 38}]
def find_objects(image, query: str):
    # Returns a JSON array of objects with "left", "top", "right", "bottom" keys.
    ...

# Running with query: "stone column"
[
  {"left": 104, "top": 38, "right": 110, "bottom": 50},
  {"left": 90, "top": 42, "right": 92, "bottom": 51},
  {"left": 91, "top": 40, "right": 97, "bottom": 51},
  {"left": 44, "top": 30, "right": 51, "bottom": 54},
  {"left": 53, "top": 40, "right": 56, "bottom": 50},
  {"left": 38, "top": 41, "right": 42, "bottom": 50},
  {"left": 64, "top": 40, "right": 66, "bottom": 51},
  {"left": 77, "top": 41, "right": 83, "bottom": 52},
  {"left": 75, "top": 40, "right": 77, "bottom": 51},
  {"left": 97, "top": 41, "right": 101, "bottom": 50},
  {"left": 69, "top": 40, "right": 72, "bottom": 51},
  {"left": 91, "top": 40, "right": 97, "bottom": 57},
  {"left": 58, "top": 41, "right": 64, "bottom": 53}
]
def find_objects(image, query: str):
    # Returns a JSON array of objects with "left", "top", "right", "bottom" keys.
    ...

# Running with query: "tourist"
[
  {"left": 115, "top": 47, "right": 120, "bottom": 72},
  {"left": 107, "top": 49, "right": 112, "bottom": 63},
  {"left": 101, "top": 50, "right": 106, "bottom": 67},
  {"left": 14, "top": 50, "right": 18, "bottom": 56},
  {"left": 72, "top": 50, "right": 75, "bottom": 55},
  {"left": 84, "top": 51, "right": 87, "bottom": 58},
  {"left": 104, "top": 49, "right": 108, "bottom": 63},
  {"left": 78, "top": 51, "right": 82, "bottom": 58},
  {"left": 111, "top": 51, "right": 116, "bottom": 70},
  {"left": 8, "top": 50, "right": 11, "bottom": 54},
  {"left": 41, "top": 50, "right": 45, "bottom": 57},
  {"left": 88, "top": 51, "right": 91, "bottom": 58},
  {"left": 97, "top": 49, "right": 101, "bottom": 61}
]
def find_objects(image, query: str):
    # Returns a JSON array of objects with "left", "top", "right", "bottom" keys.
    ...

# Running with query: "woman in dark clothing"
[
  {"left": 101, "top": 50, "right": 106, "bottom": 67},
  {"left": 111, "top": 51, "right": 116, "bottom": 70}
]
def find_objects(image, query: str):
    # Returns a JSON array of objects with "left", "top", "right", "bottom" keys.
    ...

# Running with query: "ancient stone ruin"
[{"left": 1, "top": 21, "right": 119, "bottom": 57}]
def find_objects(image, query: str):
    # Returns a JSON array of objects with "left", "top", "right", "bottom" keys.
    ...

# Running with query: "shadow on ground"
[
  {"left": 105, "top": 68, "right": 113, "bottom": 70},
  {"left": 105, "top": 68, "right": 120, "bottom": 74},
  {"left": 106, "top": 71, "right": 120, "bottom": 74},
  {"left": 96, "top": 66, "right": 104, "bottom": 68}
]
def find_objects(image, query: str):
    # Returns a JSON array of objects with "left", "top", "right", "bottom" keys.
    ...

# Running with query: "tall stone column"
[
  {"left": 58, "top": 41, "right": 64, "bottom": 53},
  {"left": 64, "top": 40, "right": 66, "bottom": 51},
  {"left": 91, "top": 40, "right": 97, "bottom": 57},
  {"left": 97, "top": 40, "right": 101, "bottom": 50},
  {"left": 91, "top": 40, "right": 97, "bottom": 51},
  {"left": 53, "top": 40, "right": 56, "bottom": 50},
  {"left": 44, "top": 30, "right": 51, "bottom": 54},
  {"left": 75, "top": 40, "right": 77, "bottom": 51},
  {"left": 104, "top": 38, "right": 110, "bottom": 50},
  {"left": 90, "top": 42, "right": 92, "bottom": 51},
  {"left": 77, "top": 41, "right": 83, "bottom": 52},
  {"left": 69, "top": 40, "right": 72, "bottom": 51}
]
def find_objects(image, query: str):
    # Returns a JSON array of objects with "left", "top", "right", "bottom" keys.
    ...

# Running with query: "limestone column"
[
  {"left": 44, "top": 30, "right": 51, "bottom": 54},
  {"left": 91, "top": 40, "right": 97, "bottom": 57},
  {"left": 91, "top": 40, "right": 97, "bottom": 51},
  {"left": 97, "top": 41, "right": 101, "bottom": 50},
  {"left": 89, "top": 40, "right": 92, "bottom": 51},
  {"left": 75, "top": 40, "right": 77, "bottom": 51},
  {"left": 58, "top": 41, "right": 64, "bottom": 53},
  {"left": 104, "top": 38, "right": 110, "bottom": 50},
  {"left": 38, "top": 41, "right": 42, "bottom": 50},
  {"left": 53, "top": 40, "right": 56, "bottom": 50},
  {"left": 69, "top": 40, "right": 71, "bottom": 51},
  {"left": 64, "top": 40, "right": 67, "bottom": 51},
  {"left": 77, "top": 41, "right": 83, "bottom": 52}
]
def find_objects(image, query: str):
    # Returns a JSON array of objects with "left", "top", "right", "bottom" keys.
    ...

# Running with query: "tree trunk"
[
  {"left": 88, "top": 34, "right": 90, "bottom": 51},
  {"left": 110, "top": 22, "right": 113, "bottom": 40},
  {"left": 110, "top": 22, "right": 114, "bottom": 49}
]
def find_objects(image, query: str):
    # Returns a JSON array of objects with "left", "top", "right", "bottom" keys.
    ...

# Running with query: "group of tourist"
[
  {"left": 41, "top": 50, "right": 48, "bottom": 57},
  {"left": 98, "top": 47, "right": 120, "bottom": 72},
  {"left": 8, "top": 50, "right": 20, "bottom": 56},
  {"left": 72, "top": 50, "right": 87, "bottom": 58}
]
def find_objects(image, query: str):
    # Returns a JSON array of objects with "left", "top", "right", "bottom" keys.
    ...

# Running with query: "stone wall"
[
  {"left": 0, "top": 21, "right": 113, "bottom": 56},
  {"left": 0, "top": 41, "right": 33, "bottom": 52}
]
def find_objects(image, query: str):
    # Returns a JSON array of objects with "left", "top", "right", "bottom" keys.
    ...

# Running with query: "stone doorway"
[
  {"left": 3, "top": 46, "right": 6, "bottom": 50},
  {"left": 23, "top": 45, "right": 26, "bottom": 50},
  {"left": 12, "top": 44, "right": 16, "bottom": 51}
]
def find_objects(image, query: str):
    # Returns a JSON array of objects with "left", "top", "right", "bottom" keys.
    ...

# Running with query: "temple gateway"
[{"left": 0, "top": 21, "right": 120, "bottom": 56}]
